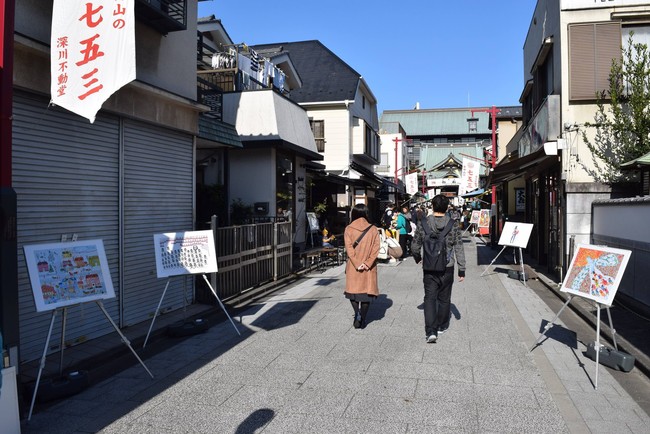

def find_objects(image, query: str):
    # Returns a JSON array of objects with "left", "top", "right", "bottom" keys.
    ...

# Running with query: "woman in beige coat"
[{"left": 344, "top": 204, "right": 380, "bottom": 329}]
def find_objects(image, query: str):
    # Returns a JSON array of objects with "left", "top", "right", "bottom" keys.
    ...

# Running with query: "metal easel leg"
[
  {"left": 202, "top": 274, "right": 241, "bottom": 335},
  {"left": 595, "top": 303, "right": 602, "bottom": 390},
  {"left": 519, "top": 248, "right": 527, "bottom": 287},
  {"left": 481, "top": 245, "right": 507, "bottom": 276},
  {"left": 143, "top": 278, "right": 171, "bottom": 348},
  {"left": 530, "top": 296, "right": 573, "bottom": 352},
  {"left": 606, "top": 307, "right": 618, "bottom": 351},
  {"left": 59, "top": 307, "right": 68, "bottom": 375},
  {"left": 28, "top": 309, "right": 58, "bottom": 421},
  {"left": 96, "top": 301, "right": 153, "bottom": 378}
]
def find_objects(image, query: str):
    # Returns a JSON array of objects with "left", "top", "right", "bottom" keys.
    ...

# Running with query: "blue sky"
[{"left": 198, "top": 1, "right": 536, "bottom": 114}]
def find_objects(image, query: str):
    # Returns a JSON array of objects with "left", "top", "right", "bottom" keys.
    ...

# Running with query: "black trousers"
[{"left": 422, "top": 266, "right": 454, "bottom": 336}]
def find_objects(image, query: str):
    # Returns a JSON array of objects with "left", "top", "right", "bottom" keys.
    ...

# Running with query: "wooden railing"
[{"left": 202, "top": 217, "right": 293, "bottom": 301}]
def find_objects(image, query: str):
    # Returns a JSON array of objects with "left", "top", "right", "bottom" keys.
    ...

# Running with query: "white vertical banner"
[
  {"left": 51, "top": 0, "right": 136, "bottom": 123},
  {"left": 461, "top": 158, "right": 480, "bottom": 194},
  {"left": 405, "top": 172, "right": 418, "bottom": 195}
]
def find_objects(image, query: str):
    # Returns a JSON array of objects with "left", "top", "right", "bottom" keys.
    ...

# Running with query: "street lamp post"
[
  {"left": 470, "top": 106, "right": 500, "bottom": 205},
  {"left": 392, "top": 136, "right": 403, "bottom": 185}
]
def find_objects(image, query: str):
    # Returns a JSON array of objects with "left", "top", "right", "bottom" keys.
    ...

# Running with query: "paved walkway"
[{"left": 21, "top": 239, "right": 650, "bottom": 433}]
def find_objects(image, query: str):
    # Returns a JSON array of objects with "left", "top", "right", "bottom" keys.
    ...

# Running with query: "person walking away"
[
  {"left": 411, "top": 195, "right": 466, "bottom": 343},
  {"left": 344, "top": 204, "right": 380, "bottom": 329}
]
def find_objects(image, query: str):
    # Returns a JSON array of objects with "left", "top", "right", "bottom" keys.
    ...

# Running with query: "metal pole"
[{"left": 0, "top": 0, "right": 19, "bottom": 362}]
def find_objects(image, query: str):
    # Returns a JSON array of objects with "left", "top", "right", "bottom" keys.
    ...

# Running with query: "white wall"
[
  {"left": 304, "top": 107, "right": 351, "bottom": 171},
  {"left": 228, "top": 148, "right": 274, "bottom": 211}
]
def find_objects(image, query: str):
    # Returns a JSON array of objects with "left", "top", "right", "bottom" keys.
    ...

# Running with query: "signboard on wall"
[{"left": 24, "top": 240, "right": 116, "bottom": 312}]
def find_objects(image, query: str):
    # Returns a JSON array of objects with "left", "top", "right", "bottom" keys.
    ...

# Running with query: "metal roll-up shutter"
[
  {"left": 122, "top": 120, "right": 194, "bottom": 326},
  {"left": 13, "top": 91, "right": 121, "bottom": 363}
]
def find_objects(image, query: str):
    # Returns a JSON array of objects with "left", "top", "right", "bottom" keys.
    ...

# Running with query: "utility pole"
[
  {"left": 471, "top": 106, "right": 500, "bottom": 205},
  {"left": 392, "top": 136, "right": 402, "bottom": 185}
]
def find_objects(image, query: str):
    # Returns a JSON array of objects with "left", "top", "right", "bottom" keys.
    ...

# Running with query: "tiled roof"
[
  {"left": 380, "top": 109, "right": 492, "bottom": 136},
  {"left": 198, "top": 117, "right": 242, "bottom": 148},
  {"left": 420, "top": 143, "right": 485, "bottom": 172},
  {"left": 251, "top": 40, "right": 361, "bottom": 104}
]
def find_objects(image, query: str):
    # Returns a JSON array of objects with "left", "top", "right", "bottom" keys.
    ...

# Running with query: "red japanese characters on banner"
[
  {"left": 51, "top": 0, "right": 135, "bottom": 123},
  {"left": 459, "top": 157, "right": 480, "bottom": 197}
]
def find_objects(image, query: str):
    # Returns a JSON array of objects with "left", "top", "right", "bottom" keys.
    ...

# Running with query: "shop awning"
[
  {"left": 488, "top": 148, "right": 552, "bottom": 185},
  {"left": 461, "top": 188, "right": 485, "bottom": 198}
]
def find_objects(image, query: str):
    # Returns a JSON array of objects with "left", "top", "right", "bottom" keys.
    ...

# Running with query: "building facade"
[
  {"left": 252, "top": 41, "right": 383, "bottom": 235},
  {"left": 9, "top": 0, "right": 204, "bottom": 364},
  {"left": 493, "top": 0, "right": 650, "bottom": 280}
]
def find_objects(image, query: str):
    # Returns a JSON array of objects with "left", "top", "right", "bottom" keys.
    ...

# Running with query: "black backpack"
[
  {"left": 403, "top": 216, "right": 412, "bottom": 233},
  {"left": 421, "top": 218, "right": 455, "bottom": 272}
]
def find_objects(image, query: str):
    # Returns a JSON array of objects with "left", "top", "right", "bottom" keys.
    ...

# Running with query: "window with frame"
[
  {"left": 310, "top": 119, "right": 325, "bottom": 152},
  {"left": 569, "top": 22, "right": 621, "bottom": 101}
]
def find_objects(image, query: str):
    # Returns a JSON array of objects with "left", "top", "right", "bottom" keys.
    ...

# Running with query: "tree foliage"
[{"left": 581, "top": 34, "right": 650, "bottom": 184}]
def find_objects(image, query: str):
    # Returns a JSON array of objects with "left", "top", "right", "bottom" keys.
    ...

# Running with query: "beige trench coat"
[{"left": 344, "top": 217, "right": 380, "bottom": 296}]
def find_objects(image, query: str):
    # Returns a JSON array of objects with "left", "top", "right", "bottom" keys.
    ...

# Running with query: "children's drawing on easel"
[
  {"left": 470, "top": 210, "right": 480, "bottom": 225},
  {"left": 478, "top": 210, "right": 490, "bottom": 228},
  {"left": 497, "top": 222, "right": 534, "bottom": 249},
  {"left": 24, "top": 240, "right": 115, "bottom": 312},
  {"left": 561, "top": 244, "right": 631, "bottom": 306}
]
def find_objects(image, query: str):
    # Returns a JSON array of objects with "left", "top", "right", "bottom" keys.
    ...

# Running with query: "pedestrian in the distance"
[
  {"left": 411, "top": 194, "right": 466, "bottom": 343},
  {"left": 344, "top": 203, "right": 380, "bottom": 329}
]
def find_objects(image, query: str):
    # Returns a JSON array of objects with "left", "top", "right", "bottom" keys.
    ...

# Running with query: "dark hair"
[
  {"left": 431, "top": 194, "right": 449, "bottom": 213},
  {"left": 351, "top": 203, "right": 369, "bottom": 222}
]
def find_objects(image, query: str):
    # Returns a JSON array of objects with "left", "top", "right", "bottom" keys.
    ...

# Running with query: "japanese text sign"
[{"left": 51, "top": 0, "right": 136, "bottom": 123}]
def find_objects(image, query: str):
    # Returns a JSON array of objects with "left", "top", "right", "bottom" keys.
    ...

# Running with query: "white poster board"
[
  {"left": 24, "top": 239, "right": 116, "bottom": 312},
  {"left": 470, "top": 210, "right": 481, "bottom": 224},
  {"left": 306, "top": 212, "right": 319, "bottom": 232},
  {"left": 561, "top": 244, "right": 632, "bottom": 306},
  {"left": 478, "top": 210, "right": 491, "bottom": 228},
  {"left": 153, "top": 230, "right": 218, "bottom": 278},
  {"left": 498, "top": 222, "right": 534, "bottom": 248}
]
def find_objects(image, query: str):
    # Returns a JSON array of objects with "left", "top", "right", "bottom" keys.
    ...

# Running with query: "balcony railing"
[{"left": 136, "top": 0, "right": 186, "bottom": 34}]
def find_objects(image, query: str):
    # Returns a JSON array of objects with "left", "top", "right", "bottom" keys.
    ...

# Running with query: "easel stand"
[
  {"left": 143, "top": 278, "right": 172, "bottom": 348},
  {"left": 28, "top": 301, "right": 153, "bottom": 421},
  {"left": 481, "top": 246, "right": 527, "bottom": 286},
  {"left": 202, "top": 274, "right": 241, "bottom": 336},
  {"left": 462, "top": 223, "right": 486, "bottom": 244},
  {"left": 529, "top": 295, "right": 617, "bottom": 390},
  {"left": 145, "top": 274, "right": 241, "bottom": 346}
]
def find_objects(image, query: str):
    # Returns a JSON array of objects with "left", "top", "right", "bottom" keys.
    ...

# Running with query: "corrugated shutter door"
[
  {"left": 13, "top": 91, "right": 121, "bottom": 362},
  {"left": 122, "top": 120, "right": 194, "bottom": 326}
]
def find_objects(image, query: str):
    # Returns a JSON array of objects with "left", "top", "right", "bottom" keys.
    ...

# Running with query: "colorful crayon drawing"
[
  {"left": 470, "top": 210, "right": 481, "bottom": 224},
  {"left": 478, "top": 210, "right": 491, "bottom": 228},
  {"left": 561, "top": 244, "right": 631, "bottom": 306},
  {"left": 24, "top": 240, "right": 115, "bottom": 312}
]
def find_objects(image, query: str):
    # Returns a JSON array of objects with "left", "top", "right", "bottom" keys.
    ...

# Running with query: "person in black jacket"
[{"left": 411, "top": 195, "right": 466, "bottom": 344}]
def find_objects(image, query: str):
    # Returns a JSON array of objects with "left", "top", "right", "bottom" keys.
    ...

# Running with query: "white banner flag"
[
  {"left": 51, "top": 0, "right": 136, "bottom": 123},
  {"left": 461, "top": 158, "right": 480, "bottom": 193},
  {"left": 405, "top": 172, "right": 418, "bottom": 195}
]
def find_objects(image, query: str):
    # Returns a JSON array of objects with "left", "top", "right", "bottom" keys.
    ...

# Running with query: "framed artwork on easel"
[
  {"left": 561, "top": 244, "right": 631, "bottom": 306},
  {"left": 24, "top": 240, "right": 115, "bottom": 312}
]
